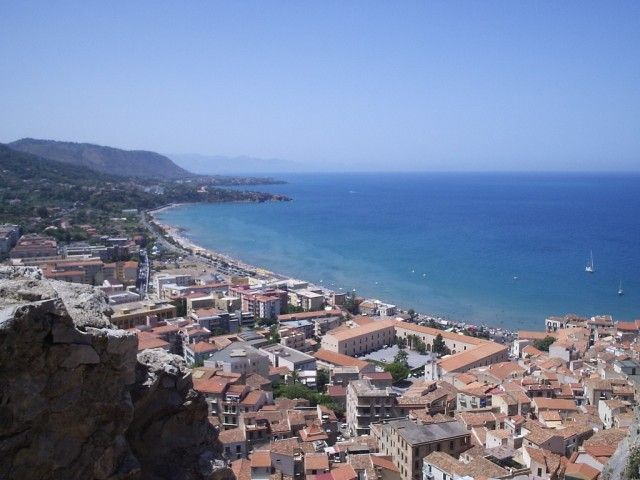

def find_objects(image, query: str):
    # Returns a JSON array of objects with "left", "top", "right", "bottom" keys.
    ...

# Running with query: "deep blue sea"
[{"left": 156, "top": 173, "right": 640, "bottom": 331}]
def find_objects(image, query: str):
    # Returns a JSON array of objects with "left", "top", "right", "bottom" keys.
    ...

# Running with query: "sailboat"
[
  {"left": 618, "top": 281, "right": 624, "bottom": 296},
  {"left": 585, "top": 250, "right": 595, "bottom": 273}
]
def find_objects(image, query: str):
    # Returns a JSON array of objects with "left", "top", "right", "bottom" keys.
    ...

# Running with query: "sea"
[{"left": 156, "top": 172, "right": 640, "bottom": 331}]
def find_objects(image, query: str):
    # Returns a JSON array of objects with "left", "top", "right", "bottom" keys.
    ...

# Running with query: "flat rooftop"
[{"left": 386, "top": 419, "right": 468, "bottom": 445}]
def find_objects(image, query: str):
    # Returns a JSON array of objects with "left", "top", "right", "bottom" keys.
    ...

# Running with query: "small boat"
[
  {"left": 585, "top": 250, "right": 595, "bottom": 273},
  {"left": 618, "top": 281, "right": 624, "bottom": 296}
]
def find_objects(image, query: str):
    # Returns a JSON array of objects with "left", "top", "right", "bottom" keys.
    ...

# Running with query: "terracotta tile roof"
[
  {"left": 136, "top": 332, "right": 170, "bottom": 351},
  {"left": 278, "top": 309, "right": 343, "bottom": 321},
  {"left": 370, "top": 455, "right": 400, "bottom": 472},
  {"left": 219, "top": 427, "right": 246, "bottom": 444},
  {"left": 304, "top": 453, "right": 329, "bottom": 471},
  {"left": 193, "top": 377, "right": 229, "bottom": 394},
  {"left": 351, "top": 315, "right": 375, "bottom": 326},
  {"left": 584, "top": 428, "right": 628, "bottom": 447},
  {"left": 327, "top": 385, "right": 347, "bottom": 397},
  {"left": 270, "top": 437, "right": 302, "bottom": 456},
  {"left": 240, "top": 390, "right": 265, "bottom": 406},
  {"left": 232, "top": 459, "right": 251, "bottom": 480},
  {"left": 564, "top": 462, "right": 600, "bottom": 480},
  {"left": 524, "top": 447, "right": 564, "bottom": 477},
  {"left": 299, "top": 422, "right": 329, "bottom": 442},
  {"left": 438, "top": 342, "right": 509, "bottom": 373},
  {"left": 251, "top": 450, "right": 272, "bottom": 468},
  {"left": 453, "top": 372, "right": 478, "bottom": 385},
  {"left": 518, "top": 330, "right": 558, "bottom": 340},
  {"left": 330, "top": 464, "right": 358, "bottom": 480},
  {"left": 533, "top": 397, "right": 578, "bottom": 411},
  {"left": 325, "top": 319, "right": 396, "bottom": 341},
  {"left": 314, "top": 349, "right": 370, "bottom": 369},
  {"left": 187, "top": 341, "right": 217, "bottom": 353}
]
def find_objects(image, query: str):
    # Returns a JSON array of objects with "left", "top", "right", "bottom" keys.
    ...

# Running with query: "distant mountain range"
[
  {"left": 9, "top": 138, "right": 191, "bottom": 179},
  {"left": 169, "top": 153, "right": 302, "bottom": 175}
]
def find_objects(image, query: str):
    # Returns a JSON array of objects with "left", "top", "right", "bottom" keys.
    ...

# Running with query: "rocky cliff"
[{"left": 0, "top": 267, "right": 234, "bottom": 480}]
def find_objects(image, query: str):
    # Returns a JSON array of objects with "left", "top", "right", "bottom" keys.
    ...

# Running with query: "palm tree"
[{"left": 290, "top": 370, "right": 300, "bottom": 385}]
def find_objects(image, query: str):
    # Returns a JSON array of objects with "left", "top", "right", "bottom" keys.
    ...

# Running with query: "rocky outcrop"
[{"left": 0, "top": 267, "right": 233, "bottom": 480}]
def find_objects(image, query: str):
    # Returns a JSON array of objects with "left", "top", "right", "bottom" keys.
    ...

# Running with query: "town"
[{"left": 1, "top": 218, "right": 639, "bottom": 480}]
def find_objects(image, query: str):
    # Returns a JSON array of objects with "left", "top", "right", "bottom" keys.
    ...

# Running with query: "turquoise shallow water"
[{"left": 156, "top": 172, "right": 640, "bottom": 331}]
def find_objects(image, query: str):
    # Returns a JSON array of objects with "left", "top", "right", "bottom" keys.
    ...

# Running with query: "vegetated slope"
[
  {"left": 0, "top": 144, "right": 289, "bottom": 231},
  {"left": 9, "top": 138, "right": 191, "bottom": 179}
]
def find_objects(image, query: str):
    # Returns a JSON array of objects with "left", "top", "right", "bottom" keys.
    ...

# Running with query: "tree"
[
  {"left": 394, "top": 348, "right": 409, "bottom": 367},
  {"left": 432, "top": 333, "right": 450, "bottom": 355},
  {"left": 173, "top": 298, "right": 187, "bottom": 317},
  {"left": 396, "top": 336, "right": 408, "bottom": 349},
  {"left": 384, "top": 362, "right": 410, "bottom": 382},
  {"left": 408, "top": 309, "right": 416, "bottom": 319},
  {"left": 534, "top": 336, "right": 556, "bottom": 352},
  {"left": 269, "top": 324, "right": 281, "bottom": 344},
  {"left": 344, "top": 291, "right": 359, "bottom": 315},
  {"left": 289, "top": 370, "right": 300, "bottom": 385},
  {"left": 317, "top": 369, "right": 330, "bottom": 393},
  {"left": 413, "top": 337, "right": 427, "bottom": 355},
  {"left": 36, "top": 206, "right": 49, "bottom": 218}
]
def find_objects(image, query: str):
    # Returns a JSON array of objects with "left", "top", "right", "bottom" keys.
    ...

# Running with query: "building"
[
  {"left": 289, "top": 289, "right": 325, "bottom": 311},
  {"left": 346, "top": 379, "right": 398, "bottom": 436},
  {"left": 203, "top": 342, "right": 270, "bottom": 377},
  {"left": 153, "top": 273, "right": 194, "bottom": 295},
  {"left": 423, "top": 451, "right": 513, "bottom": 480},
  {"left": 425, "top": 342, "right": 509, "bottom": 380},
  {"left": 220, "top": 428, "right": 248, "bottom": 460},
  {"left": 321, "top": 320, "right": 396, "bottom": 356},
  {"left": 9, "top": 234, "right": 58, "bottom": 259},
  {"left": 0, "top": 224, "right": 20, "bottom": 255},
  {"left": 313, "top": 349, "right": 376, "bottom": 374},
  {"left": 40, "top": 258, "right": 105, "bottom": 285},
  {"left": 372, "top": 419, "right": 471, "bottom": 480},
  {"left": 183, "top": 341, "right": 218, "bottom": 366},
  {"left": 110, "top": 301, "right": 177, "bottom": 329},
  {"left": 191, "top": 308, "right": 240, "bottom": 334},
  {"left": 279, "top": 327, "right": 306, "bottom": 350},
  {"left": 259, "top": 344, "right": 317, "bottom": 386}
]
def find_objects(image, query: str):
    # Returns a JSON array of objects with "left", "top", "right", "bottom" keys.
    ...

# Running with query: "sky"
[{"left": 1, "top": 1, "right": 639, "bottom": 172}]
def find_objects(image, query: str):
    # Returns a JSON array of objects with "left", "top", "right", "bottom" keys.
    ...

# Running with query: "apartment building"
[
  {"left": 289, "top": 289, "right": 325, "bottom": 311},
  {"left": 321, "top": 320, "right": 396, "bottom": 356},
  {"left": 279, "top": 327, "right": 306, "bottom": 350},
  {"left": 346, "top": 379, "right": 398, "bottom": 435},
  {"left": 110, "top": 301, "right": 177, "bottom": 329},
  {"left": 372, "top": 419, "right": 471, "bottom": 480},
  {"left": 191, "top": 308, "right": 240, "bottom": 334},
  {"left": 203, "top": 342, "right": 270, "bottom": 377},
  {"left": 259, "top": 344, "right": 317, "bottom": 385},
  {"left": 153, "top": 273, "right": 194, "bottom": 293},
  {"left": 9, "top": 234, "right": 58, "bottom": 259}
]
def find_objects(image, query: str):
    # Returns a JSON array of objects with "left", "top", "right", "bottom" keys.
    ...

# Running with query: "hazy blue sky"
[{"left": 1, "top": 1, "right": 639, "bottom": 171}]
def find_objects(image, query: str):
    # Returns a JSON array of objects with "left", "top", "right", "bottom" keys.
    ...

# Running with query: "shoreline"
[{"left": 146, "top": 204, "right": 519, "bottom": 340}]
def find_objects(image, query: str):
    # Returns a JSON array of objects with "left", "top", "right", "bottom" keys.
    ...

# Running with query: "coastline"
[{"left": 146, "top": 204, "right": 518, "bottom": 339}]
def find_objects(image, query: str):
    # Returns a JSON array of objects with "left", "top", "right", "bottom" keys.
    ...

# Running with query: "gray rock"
[{"left": 0, "top": 267, "right": 233, "bottom": 480}]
